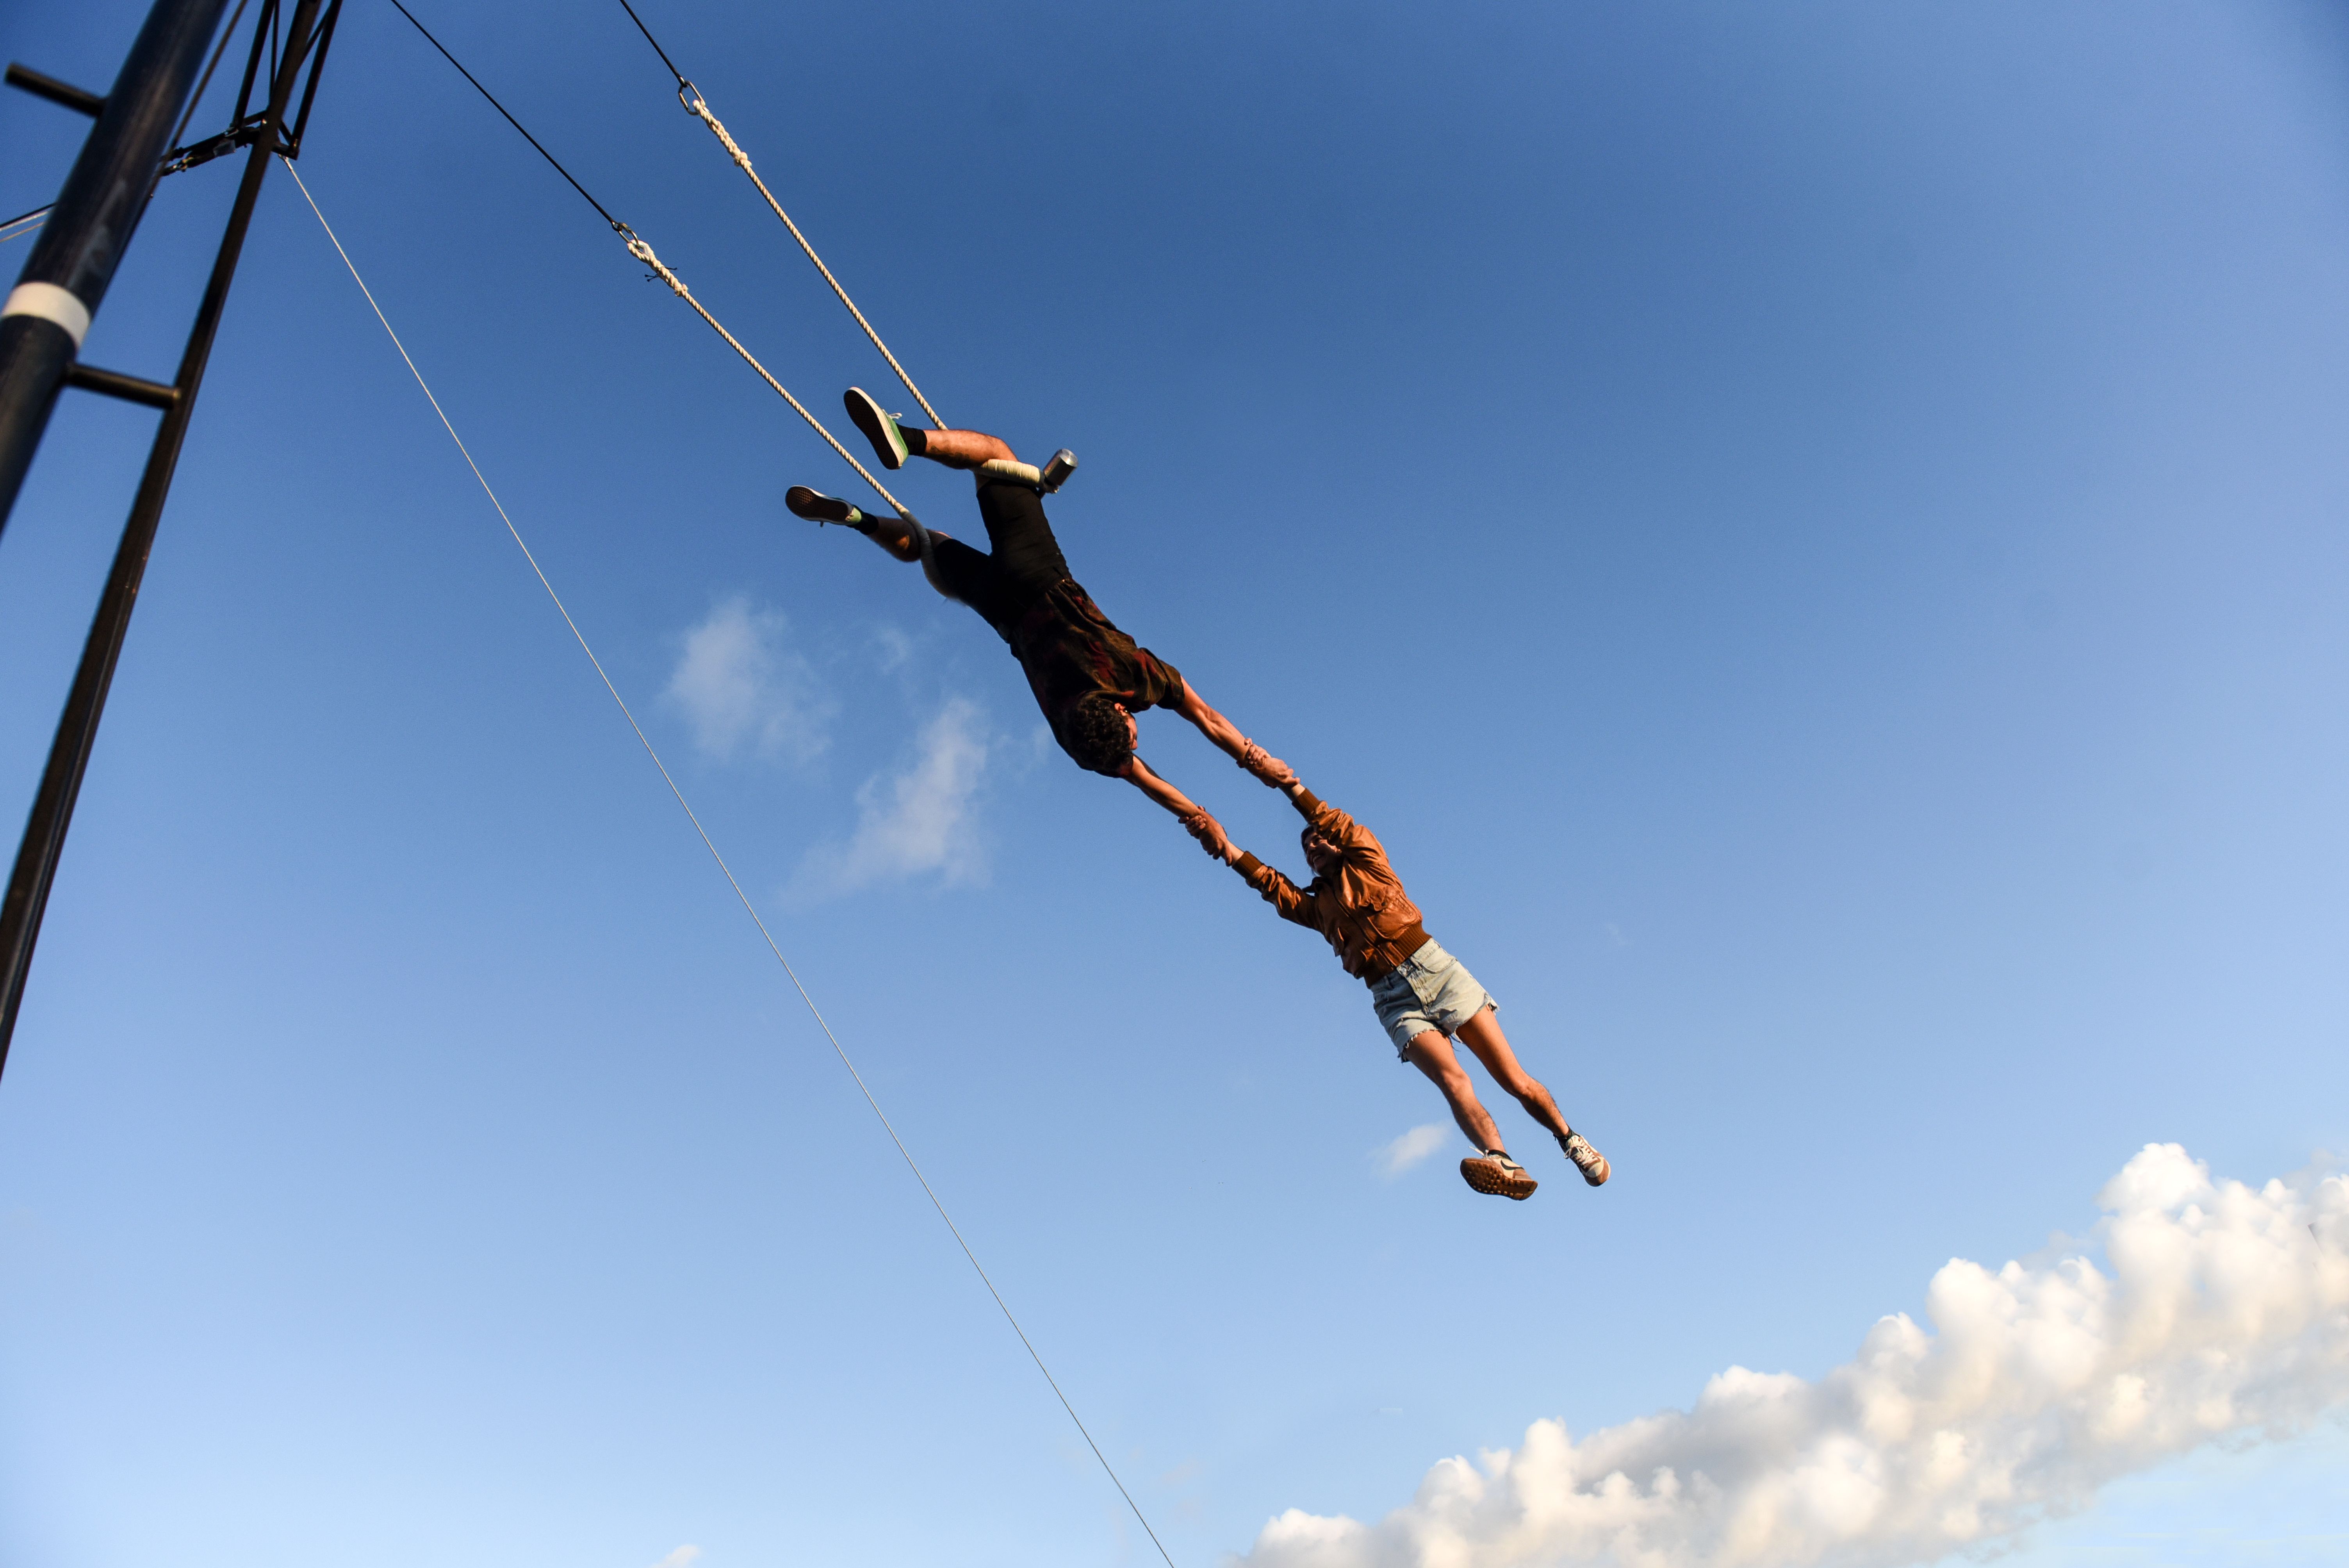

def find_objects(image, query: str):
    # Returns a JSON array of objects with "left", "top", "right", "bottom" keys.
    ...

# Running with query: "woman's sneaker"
[
  {"left": 1460, "top": 1151, "right": 1538, "bottom": 1200},
  {"left": 844, "top": 387, "right": 910, "bottom": 469},
  {"left": 1558, "top": 1131, "right": 1610, "bottom": 1187}
]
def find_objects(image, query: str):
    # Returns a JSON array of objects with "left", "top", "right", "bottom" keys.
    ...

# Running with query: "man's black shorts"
[{"left": 929, "top": 479, "right": 1070, "bottom": 640}]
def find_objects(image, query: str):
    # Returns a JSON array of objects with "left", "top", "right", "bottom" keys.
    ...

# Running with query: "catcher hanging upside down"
[{"left": 788, "top": 388, "right": 1288, "bottom": 827}]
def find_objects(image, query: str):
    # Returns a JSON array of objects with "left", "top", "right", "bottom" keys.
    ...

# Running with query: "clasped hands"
[
  {"left": 1179, "top": 808, "right": 1235, "bottom": 864},
  {"left": 1234, "top": 738, "right": 1297, "bottom": 790},
  {"left": 1178, "top": 738, "right": 1299, "bottom": 863}
]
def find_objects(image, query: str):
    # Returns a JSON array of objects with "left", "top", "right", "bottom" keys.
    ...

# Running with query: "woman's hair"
[{"left": 1065, "top": 693, "right": 1136, "bottom": 775}]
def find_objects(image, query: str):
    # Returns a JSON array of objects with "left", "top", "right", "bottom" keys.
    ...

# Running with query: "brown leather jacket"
[{"left": 1231, "top": 789, "right": 1433, "bottom": 984}]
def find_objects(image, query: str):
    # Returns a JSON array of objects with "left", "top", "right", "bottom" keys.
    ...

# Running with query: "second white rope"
[{"left": 280, "top": 157, "right": 1174, "bottom": 1568}]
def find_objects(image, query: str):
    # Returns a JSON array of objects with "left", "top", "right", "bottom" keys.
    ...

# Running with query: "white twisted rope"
[
  {"left": 624, "top": 231, "right": 959, "bottom": 601},
  {"left": 682, "top": 83, "right": 947, "bottom": 432},
  {"left": 622, "top": 231, "right": 911, "bottom": 511}
]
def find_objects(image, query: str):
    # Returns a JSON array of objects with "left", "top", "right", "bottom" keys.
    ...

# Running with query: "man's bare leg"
[
  {"left": 864, "top": 514, "right": 936, "bottom": 563},
  {"left": 906, "top": 427, "right": 1018, "bottom": 469},
  {"left": 1404, "top": 1031, "right": 1505, "bottom": 1152},
  {"left": 845, "top": 388, "right": 1016, "bottom": 472},
  {"left": 1453, "top": 1007, "right": 1573, "bottom": 1140},
  {"left": 786, "top": 483, "right": 945, "bottom": 563}
]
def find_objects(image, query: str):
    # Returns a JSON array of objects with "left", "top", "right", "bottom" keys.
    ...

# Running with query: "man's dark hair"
[{"left": 1065, "top": 693, "right": 1136, "bottom": 775}]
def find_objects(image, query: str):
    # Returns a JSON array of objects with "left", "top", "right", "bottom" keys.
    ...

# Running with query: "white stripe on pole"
[{"left": 2, "top": 283, "right": 92, "bottom": 348}]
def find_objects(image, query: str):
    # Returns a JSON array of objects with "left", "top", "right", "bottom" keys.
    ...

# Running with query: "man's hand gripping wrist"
[{"left": 1235, "top": 738, "right": 1297, "bottom": 790}]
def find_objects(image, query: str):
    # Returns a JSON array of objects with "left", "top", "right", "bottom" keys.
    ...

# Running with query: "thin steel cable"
[
  {"left": 282, "top": 159, "right": 1178, "bottom": 1568},
  {"left": 0, "top": 213, "right": 46, "bottom": 246},
  {"left": 386, "top": 0, "right": 627, "bottom": 233},
  {"left": 613, "top": 0, "right": 946, "bottom": 430},
  {"left": 613, "top": 0, "right": 685, "bottom": 84},
  {"left": 387, "top": 0, "right": 914, "bottom": 517}
]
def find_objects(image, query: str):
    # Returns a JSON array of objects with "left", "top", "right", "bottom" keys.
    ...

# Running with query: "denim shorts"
[{"left": 1369, "top": 938, "right": 1496, "bottom": 1058}]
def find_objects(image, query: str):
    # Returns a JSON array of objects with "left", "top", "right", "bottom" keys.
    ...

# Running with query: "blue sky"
[{"left": 3, "top": 3, "right": 2347, "bottom": 1566}]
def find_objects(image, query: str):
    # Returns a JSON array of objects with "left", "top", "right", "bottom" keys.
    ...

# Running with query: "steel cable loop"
[{"left": 283, "top": 158, "right": 1177, "bottom": 1568}]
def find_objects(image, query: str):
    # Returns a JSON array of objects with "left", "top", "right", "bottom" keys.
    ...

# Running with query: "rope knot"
[
  {"left": 624, "top": 234, "right": 689, "bottom": 297},
  {"left": 694, "top": 103, "right": 756, "bottom": 173}
]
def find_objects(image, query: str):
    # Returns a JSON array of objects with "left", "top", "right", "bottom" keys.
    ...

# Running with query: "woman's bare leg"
[
  {"left": 1404, "top": 1031, "right": 1505, "bottom": 1151},
  {"left": 1454, "top": 1007, "right": 1573, "bottom": 1139}
]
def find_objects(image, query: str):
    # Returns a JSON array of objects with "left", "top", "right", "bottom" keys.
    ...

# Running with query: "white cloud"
[
  {"left": 650, "top": 1549, "right": 700, "bottom": 1568},
  {"left": 666, "top": 596, "right": 833, "bottom": 765},
  {"left": 1246, "top": 1143, "right": 2349, "bottom": 1568},
  {"left": 793, "top": 697, "right": 991, "bottom": 896},
  {"left": 1378, "top": 1124, "right": 1452, "bottom": 1177},
  {"left": 872, "top": 622, "right": 914, "bottom": 674}
]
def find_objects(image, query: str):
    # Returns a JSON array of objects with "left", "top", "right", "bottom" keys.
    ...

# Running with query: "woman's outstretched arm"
[{"left": 1121, "top": 754, "right": 1233, "bottom": 858}]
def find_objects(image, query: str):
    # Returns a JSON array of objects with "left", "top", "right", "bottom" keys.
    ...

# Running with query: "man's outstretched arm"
[
  {"left": 1120, "top": 754, "right": 1232, "bottom": 854},
  {"left": 1167, "top": 677, "right": 1293, "bottom": 785}
]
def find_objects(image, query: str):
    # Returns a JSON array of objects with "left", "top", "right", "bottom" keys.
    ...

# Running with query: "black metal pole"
[
  {"left": 0, "top": 0, "right": 330, "bottom": 1078},
  {"left": 0, "top": 0, "right": 233, "bottom": 536}
]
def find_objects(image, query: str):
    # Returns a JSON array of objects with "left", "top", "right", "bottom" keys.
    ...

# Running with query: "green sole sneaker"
[
  {"left": 786, "top": 486, "right": 865, "bottom": 526},
  {"left": 843, "top": 387, "right": 910, "bottom": 470}
]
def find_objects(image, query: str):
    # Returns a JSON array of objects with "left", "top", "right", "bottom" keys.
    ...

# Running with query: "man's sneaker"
[
  {"left": 1558, "top": 1130, "right": 1610, "bottom": 1187},
  {"left": 1460, "top": 1151, "right": 1538, "bottom": 1201},
  {"left": 843, "top": 387, "right": 910, "bottom": 470},
  {"left": 786, "top": 485, "right": 867, "bottom": 526}
]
